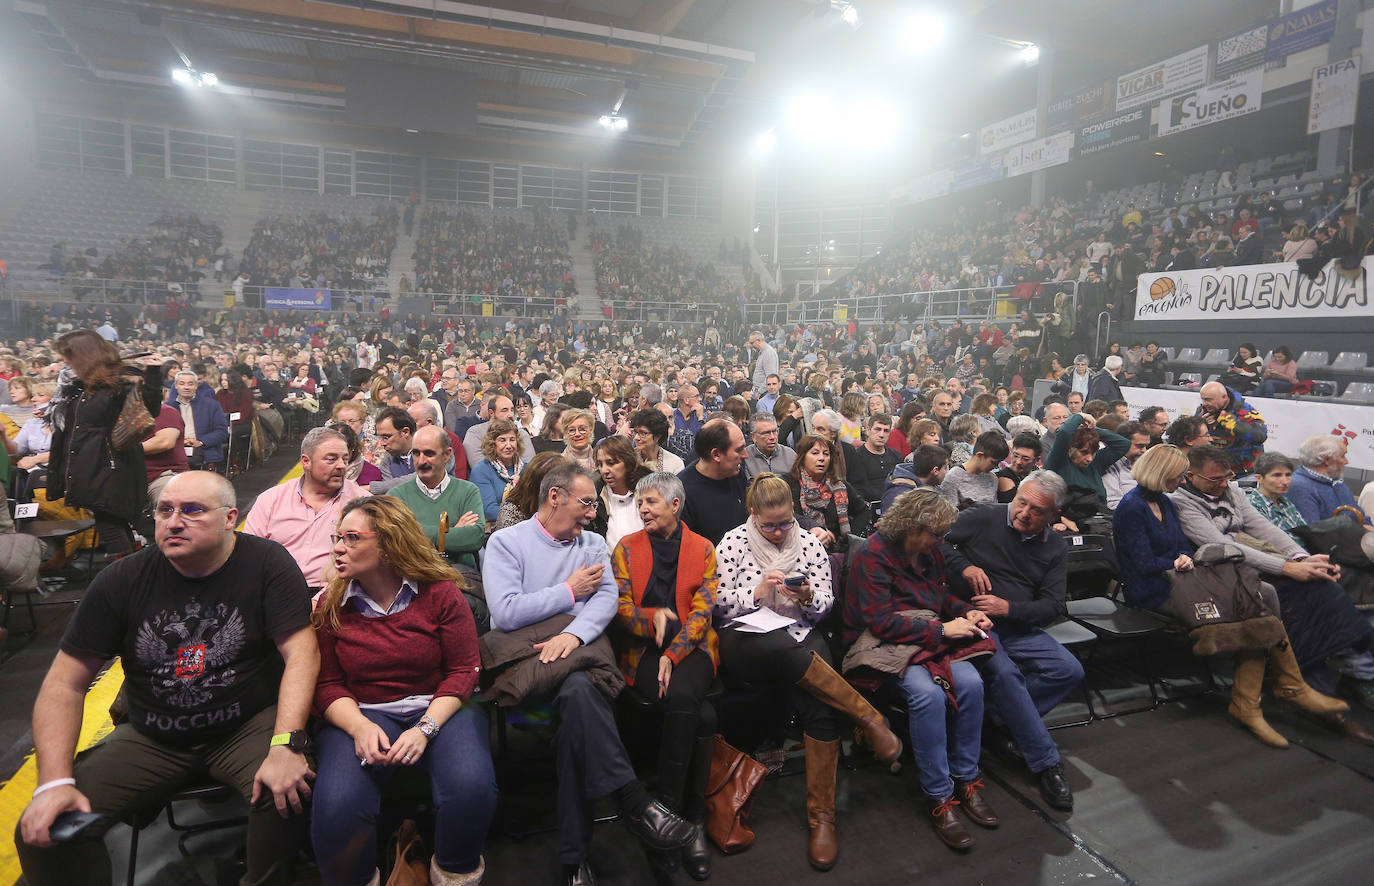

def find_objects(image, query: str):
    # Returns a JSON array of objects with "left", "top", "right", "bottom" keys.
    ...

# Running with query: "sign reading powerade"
[
  {"left": 1078, "top": 107, "right": 1149, "bottom": 155},
  {"left": 264, "top": 287, "right": 332, "bottom": 310}
]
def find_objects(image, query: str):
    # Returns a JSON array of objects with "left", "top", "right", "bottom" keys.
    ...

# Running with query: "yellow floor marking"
[
  {"left": 2, "top": 458, "right": 300, "bottom": 883},
  {"left": 0, "top": 660, "right": 125, "bottom": 884}
]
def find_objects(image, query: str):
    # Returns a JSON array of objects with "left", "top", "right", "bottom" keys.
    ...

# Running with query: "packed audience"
[
  {"left": 238, "top": 207, "right": 399, "bottom": 292},
  {"left": 592, "top": 220, "right": 755, "bottom": 313},
  {"left": 410, "top": 205, "right": 575, "bottom": 312},
  {"left": 7, "top": 307, "right": 1374, "bottom": 886}
]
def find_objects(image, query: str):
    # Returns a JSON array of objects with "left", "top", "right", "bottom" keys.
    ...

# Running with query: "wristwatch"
[
  {"left": 269, "top": 730, "right": 311, "bottom": 752},
  {"left": 417, "top": 715, "right": 440, "bottom": 739}
]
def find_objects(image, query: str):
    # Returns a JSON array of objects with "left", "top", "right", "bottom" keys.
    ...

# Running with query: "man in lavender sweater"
[{"left": 483, "top": 461, "right": 696, "bottom": 886}]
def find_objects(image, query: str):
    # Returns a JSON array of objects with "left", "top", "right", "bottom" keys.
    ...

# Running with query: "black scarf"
[{"left": 643, "top": 523, "right": 683, "bottom": 611}]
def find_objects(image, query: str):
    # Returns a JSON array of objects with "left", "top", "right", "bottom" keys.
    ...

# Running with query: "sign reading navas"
[{"left": 1135, "top": 257, "right": 1372, "bottom": 322}]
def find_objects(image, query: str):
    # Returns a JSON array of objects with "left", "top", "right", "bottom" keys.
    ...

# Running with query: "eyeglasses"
[
  {"left": 331, "top": 531, "right": 378, "bottom": 547},
  {"left": 1190, "top": 470, "right": 1235, "bottom": 485},
  {"left": 154, "top": 504, "right": 230, "bottom": 521},
  {"left": 757, "top": 519, "right": 795, "bottom": 533},
  {"left": 566, "top": 425, "right": 591, "bottom": 436},
  {"left": 557, "top": 487, "right": 597, "bottom": 509}
]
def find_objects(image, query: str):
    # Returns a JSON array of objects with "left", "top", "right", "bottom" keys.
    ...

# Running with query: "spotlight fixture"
[
  {"left": 598, "top": 115, "right": 629, "bottom": 132},
  {"left": 822, "top": 1, "right": 860, "bottom": 28},
  {"left": 1018, "top": 43, "right": 1040, "bottom": 64},
  {"left": 171, "top": 67, "right": 218, "bottom": 88}
]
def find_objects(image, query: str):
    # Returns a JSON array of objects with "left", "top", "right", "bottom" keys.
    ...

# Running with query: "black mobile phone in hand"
[{"left": 49, "top": 810, "right": 111, "bottom": 842}]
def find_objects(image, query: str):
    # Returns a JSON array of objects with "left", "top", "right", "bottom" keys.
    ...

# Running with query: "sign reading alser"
[{"left": 1135, "top": 257, "right": 1372, "bottom": 322}]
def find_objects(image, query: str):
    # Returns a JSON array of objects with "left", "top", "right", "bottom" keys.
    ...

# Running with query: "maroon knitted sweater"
[{"left": 313, "top": 580, "right": 480, "bottom": 715}]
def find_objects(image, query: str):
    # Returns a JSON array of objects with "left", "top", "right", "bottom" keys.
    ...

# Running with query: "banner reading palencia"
[{"left": 1134, "top": 257, "right": 1372, "bottom": 322}]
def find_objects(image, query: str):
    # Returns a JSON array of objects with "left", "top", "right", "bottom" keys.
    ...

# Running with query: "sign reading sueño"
[
  {"left": 1134, "top": 257, "right": 1372, "bottom": 322},
  {"left": 1156, "top": 70, "right": 1263, "bottom": 137},
  {"left": 1115, "top": 44, "right": 1209, "bottom": 111}
]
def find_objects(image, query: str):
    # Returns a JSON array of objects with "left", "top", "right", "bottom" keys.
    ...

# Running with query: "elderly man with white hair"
[
  {"left": 531, "top": 379, "right": 561, "bottom": 435},
  {"left": 1088, "top": 354, "right": 1125, "bottom": 403},
  {"left": 1288, "top": 435, "right": 1370, "bottom": 530}
]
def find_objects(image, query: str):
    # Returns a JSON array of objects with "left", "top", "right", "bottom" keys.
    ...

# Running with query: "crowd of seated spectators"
[
  {"left": 593, "top": 220, "right": 750, "bottom": 310},
  {"left": 45, "top": 213, "right": 225, "bottom": 301},
  {"left": 410, "top": 205, "right": 575, "bottom": 311},
  {"left": 7, "top": 302, "right": 1374, "bottom": 886},
  {"left": 238, "top": 207, "right": 398, "bottom": 292}
]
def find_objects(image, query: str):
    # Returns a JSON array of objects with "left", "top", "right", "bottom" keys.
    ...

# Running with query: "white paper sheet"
[{"left": 729, "top": 607, "right": 796, "bottom": 634}]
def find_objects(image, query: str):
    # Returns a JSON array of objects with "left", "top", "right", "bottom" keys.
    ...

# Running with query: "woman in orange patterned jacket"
[{"left": 611, "top": 470, "right": 718, "bottom": 881}]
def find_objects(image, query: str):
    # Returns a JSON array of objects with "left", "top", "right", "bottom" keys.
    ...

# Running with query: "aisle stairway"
[
  {"left": 570, "top": 225, "right": 602, "bottom": 321},
  {"left": 218, "top": 189, "right": 265, "bottom": 291},
  {"left": 387, "top": 217, "right": 418, "bottom": 296}
]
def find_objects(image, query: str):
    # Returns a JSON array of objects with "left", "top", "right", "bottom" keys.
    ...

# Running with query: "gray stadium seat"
[
  {"left": 1297, "top": 350, "right": 1330, "bottom": 369},
  {"left": 1174, "top": 348, "right": 1203, "bottom": 364},
  {"left": 1338, "top": 382, "right": 1374, "bottom": 403},
  {"left": 1200, "top": 349, "right": 1230, "bottom": 367},
  {"left": 1331, "top": 352, "right": 1368, "bottom": 371}
]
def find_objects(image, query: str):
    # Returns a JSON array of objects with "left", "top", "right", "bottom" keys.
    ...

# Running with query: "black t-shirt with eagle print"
[{"left": 62, "top": 534, "right": 311, "bottom": 746}]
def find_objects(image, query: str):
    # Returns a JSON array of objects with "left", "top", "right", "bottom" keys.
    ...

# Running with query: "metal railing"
[{"left": 743, "top": 281, "right": 1080, "bottom": 328}]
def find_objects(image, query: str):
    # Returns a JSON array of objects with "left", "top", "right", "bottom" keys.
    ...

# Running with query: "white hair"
[
  {"left": 1297, "top": 434, "right": 1345, "bottom": 467},
  {"left": 1104, "top": 355, "right": 1123, "bottom": 372},
  {"left": 1006, "top": 415, "right": 1045, "bottom": 437}
]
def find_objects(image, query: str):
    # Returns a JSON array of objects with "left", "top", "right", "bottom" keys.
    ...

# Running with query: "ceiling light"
[
  {"left": 171, "top": 68, "right": 193, "bottom": 85},
  {"left": 598, "top": 114, "right": 629, "bottom": 132},
  {"left": 1019, "top": 43, "right": 1040, "bottom": 64},
  {"left": 198, "top": 71, "right": 217, "bottom": 87},
  {"left": 613, "top": 117, "right": 628, "bottom": 131},
  {"left": 171, "top": 67, "right": 219, "bottom": 88},
  {"left": 405, "top": 128, "right": 420, "bottom": 133},
  {"left": 753, "top": 129, "right": 777, "bottom": 155},
  {"left": 840, "top": 5, "right": 859, "bottom": 27},
  {"left": 903, "top": 12, "right": 946, "bottom": 51}
]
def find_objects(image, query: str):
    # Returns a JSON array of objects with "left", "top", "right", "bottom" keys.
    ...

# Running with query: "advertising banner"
[
  {"left": 950, "top": 155, "right": 1005, "bottom": 192},
  {"left": 264, "top": 287, "right": 332, "bottom": 310},
  {"left": 1134, "top": 256, "right": 1372, "bottom": 322},
  {"left": 978, "top": 108, "right": 1038, "bottom": 155},
  {"left": 1121, "top": 386, "right": 1374, "bottom": 471},
  {"left": 1047, "top": 81, "right": 1112, "bottom": 134},
  {"left": 1308, "top": 57, "right": 1360, "bottom": 134},
  {"left": 1267, "top": 1, "right": 1338, "bottom": 66},
  {"left": 1216, "top": 24, "right": 1269, "bottom": 78},
  {"left": 1156, "top": 70, "right": 1263, "bottom": 137},
  {"left": 1115, "top": 44, "right": 1209, "bottom": 111},
  {"left": 1003, "top": 131, "right": 1075, "bottom": 178},
  {"left": 1078, "top": 107, "right": 1149, "bottom": 155}
]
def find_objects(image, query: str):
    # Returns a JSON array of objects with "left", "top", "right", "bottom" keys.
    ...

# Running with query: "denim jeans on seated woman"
[
  {"left": 311, "top": 705, "right": 497, "bottom": 886},
  {"left": 890, "top": 660, "right": 984, "bottom": 801}
]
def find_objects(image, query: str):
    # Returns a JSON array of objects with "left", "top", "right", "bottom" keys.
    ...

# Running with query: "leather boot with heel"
[
  {"left": 803, "top": 735, "right": 840, "bottom": 871},
  {"left": 795, "top": 652, "right": 901, "bottom": 765},
  {"left": 1227, "top": 649, "right": 1289, "bottom": 748},
  {"left": 1268, "top": 640, "right": 1349, "bottom": 715}
]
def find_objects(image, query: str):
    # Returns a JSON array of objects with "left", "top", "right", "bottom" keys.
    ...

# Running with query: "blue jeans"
[
  {"left": 892, "top": 660, "right": 984, "bottom": 801},
  {"left": 1253, "top": 379, "right": 1292, "bottom": 398},
  {"left": 312, "top": 706, "right": 497, "bottom": 886},
  {"left": 978, "top": 628, "right": 1081, "bottom": 773}
]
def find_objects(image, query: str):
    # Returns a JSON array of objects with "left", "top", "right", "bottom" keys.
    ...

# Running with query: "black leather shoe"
[
  {"left": 1037, "top": 764, "right": 1074, "bottom": 812},
  {"left": 563, "top": 861, "right": 596, "bottom": 886},
  {"left": 985, "top": 732, "right": 1023, "bottom": 763},
  {"left": 681, "top": 821, "right": 711, "bottom": 880},
  {"left": 623, "top": 800, "right": 698, "bottom": 852}
]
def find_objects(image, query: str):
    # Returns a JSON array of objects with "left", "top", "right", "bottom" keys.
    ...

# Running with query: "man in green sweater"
[{"left": 387, "top": 426, "right": 485, "bottom": 571}]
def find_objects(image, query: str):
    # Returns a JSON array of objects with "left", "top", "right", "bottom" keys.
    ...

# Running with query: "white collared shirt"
[
  {"left": 415, "top": 472, "right": 451, "bottom": 501},
  {"left": 341, "top": 577, "right": 421, "bottom": 618}
]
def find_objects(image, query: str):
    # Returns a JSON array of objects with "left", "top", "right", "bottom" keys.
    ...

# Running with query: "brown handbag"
[
  {"left": 383, "top": 819, "right": 430, "bottom": 886},
  {"left": 703, "top": 734, "right": 767, "bottom": 854},
  {"left": 111, "top": 382, "right": 156, "bottom": 451}
]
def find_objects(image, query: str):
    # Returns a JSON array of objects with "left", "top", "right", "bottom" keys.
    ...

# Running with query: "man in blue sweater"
[
  {"left": 1288, "top": 435, "right": 1369, "bottom": 528},
  {"left": 482, "top": 462, "right": 696, "bottom": 885}
]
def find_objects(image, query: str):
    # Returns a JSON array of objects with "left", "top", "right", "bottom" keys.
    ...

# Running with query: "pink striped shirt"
[{"left": 243, "top": 478, "right": 369, "bottom": 586}]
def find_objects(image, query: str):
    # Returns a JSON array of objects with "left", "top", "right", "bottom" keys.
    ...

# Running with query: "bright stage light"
[
  {"left": 199, "top": 71, "right": 218, "bottom": 87},
  {"left": 753, "top": 129, "right": 777, "bottom": 155},
  {"left": 840, "top": 5, "right": 859, "bottom": 26},
  {"left": 172, "top": 68, "right": 193, "bottom": 85},
  {"left": 903, "top": 12, "right": 946, "bottom": 51},
  {"left": 1019, "top": 43, "right": 1040, "bottom": 64}
]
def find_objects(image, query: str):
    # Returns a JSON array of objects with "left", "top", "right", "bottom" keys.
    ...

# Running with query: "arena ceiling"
[{"left": 4, "top": 0, "right": 1280, "bottom": 158}]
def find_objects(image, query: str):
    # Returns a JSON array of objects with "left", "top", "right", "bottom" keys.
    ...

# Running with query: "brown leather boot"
[
  {"left": 955, "top": 775, "right": 999, "bottom": 828},
  {"left": 927, "top": 795, "right": 973, "bottom": 851},
  {"left": 803, "top": 735, "right": 840, "bottom": 871},
  {"left": 1227, "top": 649, "right": 1289, "bottom": 749},
  {"left": 1268, "top": 640, "right": 1349, "bottom": 714},
  {"left": 795, "top": 652, "right": 901, "bottom": 765}
]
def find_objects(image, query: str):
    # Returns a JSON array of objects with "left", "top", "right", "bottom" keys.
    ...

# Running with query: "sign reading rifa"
[{"left": 1135, "top": 257, "right": 1372, "bottom": 322}]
